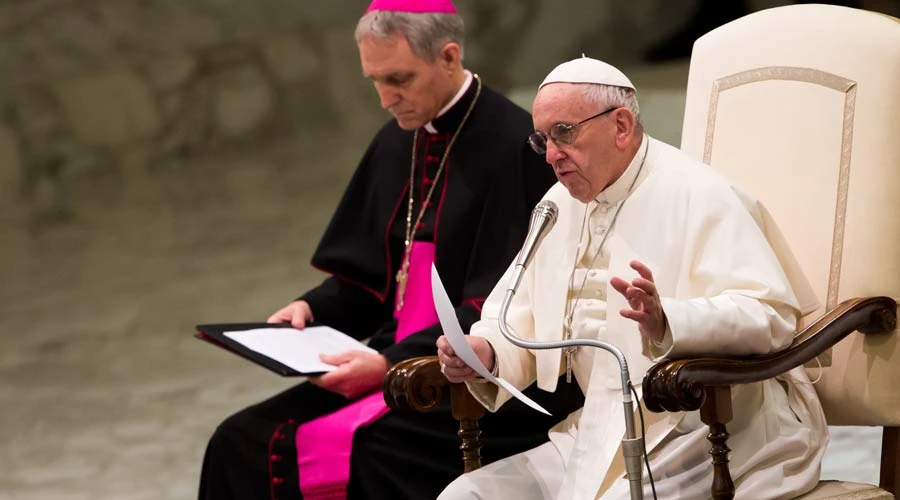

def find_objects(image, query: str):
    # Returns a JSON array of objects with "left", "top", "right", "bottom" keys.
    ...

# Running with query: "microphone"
[
  {"left": 497, "top": 200, "right": 646, "bottom": 500},
  {"left": 508, "top": 200, "right": 558, "bottom": 293}
]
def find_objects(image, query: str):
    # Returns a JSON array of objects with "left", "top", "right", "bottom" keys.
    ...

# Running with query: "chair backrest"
[{"left": 679, "top": 4, "right": 900, "bottom": 426}]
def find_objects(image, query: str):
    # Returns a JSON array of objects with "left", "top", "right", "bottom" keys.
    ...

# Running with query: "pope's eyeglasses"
[{"left": 528, "top": 107, "right": 619, "bottom": 155}]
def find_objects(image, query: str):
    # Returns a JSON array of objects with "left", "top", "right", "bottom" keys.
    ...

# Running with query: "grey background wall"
[
  {"left": 0, "top": 0, "right": 706, "bottom": 223},
  {"left": 1, "top": 1, "right": 894, "bottom": 498}
]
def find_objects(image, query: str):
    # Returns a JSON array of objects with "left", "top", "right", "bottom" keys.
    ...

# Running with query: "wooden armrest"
[
  {"left": 644, "top": 296, "right": 896, "bottom": 414},
  {"left": 383, "top": 355, "right": 448, "bottom": 413},
  {"left": 383, "top": 355, "right": 486, "bottom": 472}
]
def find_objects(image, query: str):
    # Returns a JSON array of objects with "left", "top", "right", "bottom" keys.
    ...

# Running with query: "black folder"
[{"left": 195, "top": 322, "right": 326, "bottom": 377}]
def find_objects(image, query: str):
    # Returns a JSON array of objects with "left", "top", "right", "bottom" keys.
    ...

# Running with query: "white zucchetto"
[{"left": 539, "top": 55, "right": 636, "bottom": 91}]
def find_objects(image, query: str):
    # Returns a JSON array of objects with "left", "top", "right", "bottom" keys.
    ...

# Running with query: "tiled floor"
[{"left": 0, "top": 62, "right": 883, "bottom": 499}]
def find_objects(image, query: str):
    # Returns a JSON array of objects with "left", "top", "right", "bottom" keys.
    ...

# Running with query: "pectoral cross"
[{"left": 395, "top": 259, "right": 410, "bottom": 312}]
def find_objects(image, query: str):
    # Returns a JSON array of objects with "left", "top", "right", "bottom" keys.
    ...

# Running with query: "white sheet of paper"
[
  {"left": 224, "top": 326, "right": 376, "bottom": 374},
  {"left": 431, "top": 264, "right": 550, "bottom": 415}
]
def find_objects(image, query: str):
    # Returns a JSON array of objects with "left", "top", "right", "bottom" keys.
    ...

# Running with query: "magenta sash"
[{"left": 295, "top": 242, "right": 439, "bottom": 499}]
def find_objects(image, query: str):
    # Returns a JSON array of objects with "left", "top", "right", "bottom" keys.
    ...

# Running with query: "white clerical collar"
[
  {"left": 424, "top": 70, "right": 473, "bottom": 134},
  {"left": 594, "top": 133, "right": 649, "bottom": 206}
]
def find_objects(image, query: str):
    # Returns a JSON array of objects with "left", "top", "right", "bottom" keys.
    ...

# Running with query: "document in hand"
[
  {"left": 196, "top": 322, "right": 375, "bottom": 376},
  {"left": 430, "top": 264, "right": 551, "bottom": 415}
]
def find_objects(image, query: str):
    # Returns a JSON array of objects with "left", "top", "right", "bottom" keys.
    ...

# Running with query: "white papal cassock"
[{"left": 438, "top": 135, "right": 827, "bottom": 500}]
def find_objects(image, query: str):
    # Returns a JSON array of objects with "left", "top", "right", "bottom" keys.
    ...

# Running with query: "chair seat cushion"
[{"left": 795, "top": 480, "right": 894, "bottom": 499}]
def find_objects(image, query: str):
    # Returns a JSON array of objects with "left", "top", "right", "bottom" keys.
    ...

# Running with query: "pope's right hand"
[
  {"left": 436, "top": 335, "right": 495, "bottom": 383},
  {"left": 267, "top": 300, "right": 313, "bottom": 328}
]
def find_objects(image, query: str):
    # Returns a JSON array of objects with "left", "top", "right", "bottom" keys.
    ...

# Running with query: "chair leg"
[
  {"left": 458, "top": 418, "right": 483, "bottom": 473},
  {"left": 880, "top": 426, "right": 899, "bottom": 495},
  {"left": 451, "top": 383, "right": 485, "bottom": 472},
  {"left": 701, "top": 386, "right": 736, "bottom": 500}
]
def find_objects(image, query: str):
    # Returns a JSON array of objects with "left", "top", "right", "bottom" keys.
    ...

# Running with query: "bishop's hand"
[
  {"left": 309, "top": 350, "right": 389, "bottom": 399},
  {"left": 267, "top": 300, "right": 314, "bottom": 329},
  {"left": 610, "top": 260, "right": 667, "bottom": 343}
]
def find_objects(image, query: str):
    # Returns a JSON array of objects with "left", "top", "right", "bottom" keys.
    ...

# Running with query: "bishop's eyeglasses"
[{"left": 528, "top": 106, "right": 619, "bottom": 155}]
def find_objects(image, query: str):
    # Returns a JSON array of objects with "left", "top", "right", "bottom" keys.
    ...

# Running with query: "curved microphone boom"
[
  {"left": 497, "top": 200, "right": 646, "bottom": 500},
  {"left": 507, "top": 200, "right": 558, "bottom": 293}
]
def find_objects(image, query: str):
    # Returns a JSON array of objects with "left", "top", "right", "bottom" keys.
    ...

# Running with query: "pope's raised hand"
[{"left": 610, "top": 260, "right": 667, "bottom": 342}]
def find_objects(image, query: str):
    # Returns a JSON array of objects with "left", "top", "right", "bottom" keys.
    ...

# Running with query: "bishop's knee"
[{"left": 207, "top": 408, "right": 255, "bottom": 450}]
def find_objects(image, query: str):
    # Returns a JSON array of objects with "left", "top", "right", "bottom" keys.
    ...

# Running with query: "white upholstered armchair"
[{"left": 643, "top": 4, "right": 900, "bottom": 499}]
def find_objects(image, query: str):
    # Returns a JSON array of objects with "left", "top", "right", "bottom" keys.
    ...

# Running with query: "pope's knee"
[{"left": 436, "top": 475, "right": 482, "bottom": 500}]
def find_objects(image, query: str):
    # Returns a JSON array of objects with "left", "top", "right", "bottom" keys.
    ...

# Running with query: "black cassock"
[{"left": 199, "top": 79, "right": 585, "bottom": 500}]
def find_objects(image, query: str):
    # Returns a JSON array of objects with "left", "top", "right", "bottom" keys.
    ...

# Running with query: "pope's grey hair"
[
  {"left": 355, "top": 11, "right": 465, "bottom": 61},
  {"left": 579, "top": 83, "right": 642, "bottom": 128}
]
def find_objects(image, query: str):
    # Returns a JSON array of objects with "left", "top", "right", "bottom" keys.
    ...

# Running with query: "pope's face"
[
  {"left": 358, "top": 33, "right": 458, "bottom": 131},
  {"left": 532, "top": 84, "right": 631, "bottom": 203}
]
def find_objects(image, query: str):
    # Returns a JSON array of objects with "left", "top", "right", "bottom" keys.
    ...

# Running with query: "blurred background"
[{"left": 1, "top": 0, "right": 896, "bottom": 498}]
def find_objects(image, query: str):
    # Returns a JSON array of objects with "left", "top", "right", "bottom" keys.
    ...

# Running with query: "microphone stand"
[{"left": 497, "top": 289, "right": 645, "bottom": 500}]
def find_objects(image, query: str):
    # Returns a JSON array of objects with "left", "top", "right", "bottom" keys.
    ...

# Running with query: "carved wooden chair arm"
[
  {"left": 383, "top": 355, "right": 447, "bottom": 413},
  {"left": 643, "top": 296, "right": 897, "bottom": 414},
  {"left": 383, "top": 355, "right": 486, "bottom": 472}
]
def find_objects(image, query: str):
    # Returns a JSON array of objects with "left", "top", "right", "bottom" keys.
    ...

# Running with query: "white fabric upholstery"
[{"left": 679, "top": 4, "right": 900, "bottom": 427}]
